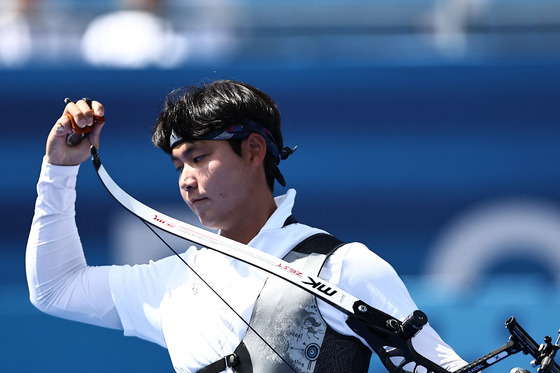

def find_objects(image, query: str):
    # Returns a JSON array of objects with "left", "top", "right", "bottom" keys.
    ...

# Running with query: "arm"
[
  {"left": 25, "top": 99, "right": 122, "bottom": 329},
  {"left": 320, "top": 242, "right": 468, "bottom": 372}
]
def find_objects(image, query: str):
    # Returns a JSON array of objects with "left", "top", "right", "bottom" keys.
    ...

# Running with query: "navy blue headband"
[{"left": 170, "top": 120, "right": 296, "bottom": 186}]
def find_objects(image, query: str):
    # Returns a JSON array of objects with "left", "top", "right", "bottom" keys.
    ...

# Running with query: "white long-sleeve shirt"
[{"left": 26, "top": 158, "right": 467, "bottom": 372}]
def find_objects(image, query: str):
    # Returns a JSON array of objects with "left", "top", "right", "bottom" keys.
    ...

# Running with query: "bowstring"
[{"left": 140, "top": 219, "right": 299, "bottom": 373}]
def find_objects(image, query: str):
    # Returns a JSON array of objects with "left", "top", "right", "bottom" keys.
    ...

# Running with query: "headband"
[{"left": 170, "top": 120, "right": 297, "bottom": 186}]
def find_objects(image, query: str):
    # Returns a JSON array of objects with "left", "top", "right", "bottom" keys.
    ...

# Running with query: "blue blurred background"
[{"left": 2, "top": 0, "right": 560, "bottom": 371}]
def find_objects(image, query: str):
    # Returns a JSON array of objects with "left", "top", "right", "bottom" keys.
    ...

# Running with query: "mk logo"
[{"left": 302, "top": 277, "right": 337, "bottom": 296}]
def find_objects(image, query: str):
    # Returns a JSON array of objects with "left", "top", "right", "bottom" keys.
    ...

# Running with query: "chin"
[{"left": 197, "top": 216, "right": 220, "bottom": 231}]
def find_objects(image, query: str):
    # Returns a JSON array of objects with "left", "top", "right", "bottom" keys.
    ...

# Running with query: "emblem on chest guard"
[{"left": 287, "top": 304, "right": 326, "bottom": 371}]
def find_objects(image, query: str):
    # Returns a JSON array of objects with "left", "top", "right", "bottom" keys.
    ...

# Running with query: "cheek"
[
  {"left": 211, "top": 163, "right": 246, "bottom": 197},
  {"left": 201, "top": 155, "right": 248, "bottom": 199}
]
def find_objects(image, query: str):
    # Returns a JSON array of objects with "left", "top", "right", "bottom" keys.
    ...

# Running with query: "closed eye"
[
  {"left": 173, "top": 154, "right": 204, "bottom": 173},
  {"left": 192, "top": 154, "right": 206, "bottom": 163}
]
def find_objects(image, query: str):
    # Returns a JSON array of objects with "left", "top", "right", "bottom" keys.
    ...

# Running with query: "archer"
[{"left": 26, "top": 80, "right": 468, "bottom": 372}]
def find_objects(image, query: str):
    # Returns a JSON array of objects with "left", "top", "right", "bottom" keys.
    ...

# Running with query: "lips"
[{"left": 190, "top": 197, "right": 207, "bottom": 206}]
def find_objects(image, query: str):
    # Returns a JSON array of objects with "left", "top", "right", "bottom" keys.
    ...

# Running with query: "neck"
[{"left": 221, "top": 194, "right": 277, "bottom": 245}]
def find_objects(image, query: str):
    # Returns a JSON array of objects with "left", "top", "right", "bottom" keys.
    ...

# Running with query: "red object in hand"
[{"left": 65, "top": 111, "right": 105, "bottom": 135}]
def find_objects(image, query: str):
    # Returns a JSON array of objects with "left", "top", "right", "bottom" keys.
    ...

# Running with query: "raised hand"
[{"left": 45, "top": 98, "right": 105, "bottom": 166}]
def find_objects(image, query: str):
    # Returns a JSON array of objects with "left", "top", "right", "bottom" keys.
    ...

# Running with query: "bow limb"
[
  {"left": 90, "top": 145, "right": 448, "bottom": 373},
  {"left": 91, "top": 146, "right": 358, "bottom": 315}
]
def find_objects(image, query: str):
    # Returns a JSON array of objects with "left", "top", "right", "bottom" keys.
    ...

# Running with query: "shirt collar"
[{"left": 260, "top": 188, "right": 297, "bottom": 233}]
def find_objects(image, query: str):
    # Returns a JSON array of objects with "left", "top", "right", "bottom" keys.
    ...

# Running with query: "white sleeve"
[
  {"left": 25, "top": 157, "right": 122, "bottom": 329},
  {"left": 319, "top": 242, "right": 467, "bottom": 372},
  {"left": 108, "top": 254, "right": 183, "bottom": 348}
]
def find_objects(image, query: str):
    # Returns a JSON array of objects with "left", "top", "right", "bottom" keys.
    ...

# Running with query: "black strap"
[
  {"left": 291, "top": 233, "right": 344, "bottom": 256},
  {"left": 198, "top": 354, "right": 239, "bottom": 373}
]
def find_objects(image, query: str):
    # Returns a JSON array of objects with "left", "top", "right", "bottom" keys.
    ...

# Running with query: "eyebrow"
[{"left": 170, "top": 141, "right": 201, "bottom": 163}]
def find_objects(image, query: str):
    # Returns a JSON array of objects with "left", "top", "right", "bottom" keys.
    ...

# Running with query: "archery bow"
[{"left": 90, "top": 145, "right": 449, "bottom": 373}]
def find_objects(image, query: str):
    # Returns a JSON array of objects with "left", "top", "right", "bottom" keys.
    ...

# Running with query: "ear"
[{"left": 245, "top": 133, "right": 267, "bottom": 166}]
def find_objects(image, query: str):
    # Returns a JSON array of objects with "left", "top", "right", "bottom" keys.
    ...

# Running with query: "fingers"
[
  {"left": 45, "top": 98, "right": 106, "bottom": 166},
  {"left": 63, "top": 98, "right": 106, "bottom": 147},
  {"left": 64, "top": 98, "right": 99, "bottom": 134},
  {"left": 91, "top": 100, "right": 105, "bottom": 120},
  {"left": 86, "top": 102, "right": 106, "bottom": 150}
]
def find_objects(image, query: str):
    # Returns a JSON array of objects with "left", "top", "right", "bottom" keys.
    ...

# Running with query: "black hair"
[{"left": 152, "top": 80, "right": 283, "bottom": 191}]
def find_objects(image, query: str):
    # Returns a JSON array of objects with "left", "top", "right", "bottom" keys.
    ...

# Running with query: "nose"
[{"left": 179, "top": 165, "right": 197, "bottom": 192}]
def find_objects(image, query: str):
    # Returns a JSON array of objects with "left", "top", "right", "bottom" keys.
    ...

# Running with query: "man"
[{"left": 27, "top": 80, "right": 467, "bottom": 372}]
